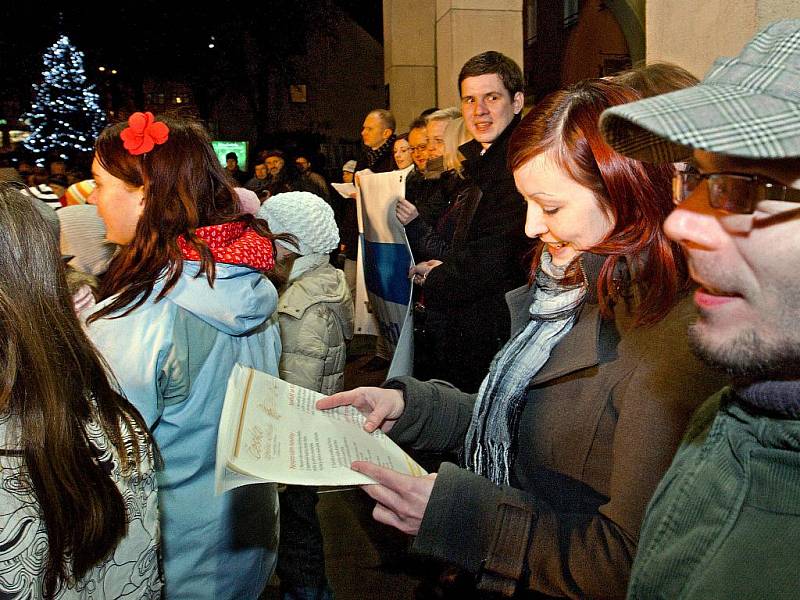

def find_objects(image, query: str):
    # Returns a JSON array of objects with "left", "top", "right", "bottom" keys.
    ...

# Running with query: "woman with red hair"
[{"left": 320, "top": 79, "right": 725, "bottom": 598}]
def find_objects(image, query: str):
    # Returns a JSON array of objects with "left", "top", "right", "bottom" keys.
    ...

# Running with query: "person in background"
[
  {"left": 265, "top": 150, "right": 302, "bottom": 197},
  {"left": 600, "top": 20, "right": 800, "bottom": 599},
  {"left": 245, "top": 162, "right": 271, "bottom": 197},
  {"left": 341, "top": 159, "right": 356, "bottom": 184},
  {"left": 225, "top": 151, "right": 248, "bottom": 185},
  {"left": 84, "top": 112, "right": 285, "bottom": 600},
  {"left": 407, "top": 117, "right": 429, "bottom": 174},
  {"left": 0, "top": 185, "right": 161, "bottom": 598},
  {"left": 611, "top": 61, "right": 699, "bottom": 99},
  {"left": 319, "top": 78, "right": 726, "bottom": 599},
  {"left": 62, "top": 179, "right": 96, "bottom": 206},
  {"left": 340, "top": 109, "right": 396, "bottom": 283},
  {"left": 48, "top": 159, "right": 67, "bottom": 177},
  {"left": 258, "top": 191, "right": 353, "bottom": 600},
  {"left": 396, "top": 115, "right": 475, "bottom": 260},
  {"left": 22, "top": 182, "right": 62, "bottom": 210},
  {"left": 332, "top": 160, "right": 358, "bottom": 269},
  {"left": 392, "top": 133, "right": 413, "bottom": 170},
  {"left": 405, "top": 52, "right": 529, "bottom": 392},
  {"left": 345, "top": 109, "right": 397, "bottom": 371},
  {"left": 423, "top": 107, "right": 461, "bottom": 178},
  {"left": 295, "top": 154, "right": 330, "bottom": 202}
]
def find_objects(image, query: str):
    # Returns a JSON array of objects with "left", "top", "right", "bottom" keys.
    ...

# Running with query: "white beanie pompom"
[{"left": 257, "top": 191, "right": 339, "bottom": 256}]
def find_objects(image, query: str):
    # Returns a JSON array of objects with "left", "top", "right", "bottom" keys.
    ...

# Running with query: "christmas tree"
[{"left": 23, "top": 35, "right": 105, "bottom": 163}]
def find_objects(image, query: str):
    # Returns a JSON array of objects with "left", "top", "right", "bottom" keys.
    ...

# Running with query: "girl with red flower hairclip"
[{"left": 84, "top": 113, "right": 291, "bottom": 599}]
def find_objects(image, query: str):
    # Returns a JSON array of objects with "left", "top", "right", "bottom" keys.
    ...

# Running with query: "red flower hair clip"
[{"left": 120, "top": 112, "right": 169, "bottom": 156}]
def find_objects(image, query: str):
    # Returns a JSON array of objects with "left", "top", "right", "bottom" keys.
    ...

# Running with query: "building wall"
[
  {"left": 384, "top": 0, "right": 437, "bottom": 131},
  {"left": 436, "top": 1, "right": 524, "bottom": 108},
  {"left": 561, "top": 0, "right": 630, "bottom": 84},
  {"left": 208, "top": 9, "right": 384, "bottom": 152},
  {"left": 265, "top": 13, "right": 385, "bottom": 142},
  {"left": 646, "top": 0, "right": 800, "bottom": 77},
  {"left": 524, "top": 0, "right": 631, "bottom": 103}
]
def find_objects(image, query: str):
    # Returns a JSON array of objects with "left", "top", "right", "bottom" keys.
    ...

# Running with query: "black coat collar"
[{"left": 459, "top": 113, "right": 522, "bottom": 176}]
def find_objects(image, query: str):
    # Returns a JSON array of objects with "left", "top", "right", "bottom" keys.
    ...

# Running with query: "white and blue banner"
[{"left": 355, "top": 167, "right": 415, "bottom": 375}]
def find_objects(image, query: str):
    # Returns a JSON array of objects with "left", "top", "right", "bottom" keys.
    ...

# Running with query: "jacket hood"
[
  {"left": 278, "top": 263, "right": 354, "bottom": 339},
  {"left": 158, "top": 261, "right": 278, "bottom": 335}
]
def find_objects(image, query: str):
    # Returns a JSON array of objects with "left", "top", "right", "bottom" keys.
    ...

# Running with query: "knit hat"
[
  {"left": 264, "top": 149, "right": 286, "bottom": 160},
  {"left": 257, "top": 191, "right": 339, "bottom": 256},
  {"left": 22, "top": 184, "right": 62, "bottom": 209},
  {"left": 63, "top": 179, "right": 96, "bottom": 206},
  {"left": 57, "top": 205, "right": 116, "bottom": 276},
  {"left": 342, "top": 160, "right": 357, "bottom": 173},
  {"left": 600, "top": 20, "right": 800, "bottom": 162},
  {"left": 234, "top": 187, "right": 261, "bottom": 215}
]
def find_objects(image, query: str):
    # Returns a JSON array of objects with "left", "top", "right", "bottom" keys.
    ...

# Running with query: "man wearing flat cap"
[{"left": 600, "top": 20, "right": 800, "bottom": 599}]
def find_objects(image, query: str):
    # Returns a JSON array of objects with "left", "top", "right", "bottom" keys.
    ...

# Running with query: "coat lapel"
[
  {"left": 530, "top": 302, "right": 602, "bottom": 386},
  {"left": 505, "top": 284, "right": 604, "bottom": 386}
]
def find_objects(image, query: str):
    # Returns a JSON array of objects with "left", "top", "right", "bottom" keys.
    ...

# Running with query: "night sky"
[{"left": 0, "top": 1, "right": 382, "bottom": 111}]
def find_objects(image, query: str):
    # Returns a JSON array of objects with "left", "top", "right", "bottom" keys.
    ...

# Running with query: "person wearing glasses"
[
  {"left": 407, "top": 118, "right": 429, "bottom": 173},
  {"left": 319, "top": 79, "right": 726, "bottom": 598},
  {"left": 601, "top": 20, "right": 800, "bottom": 599}
]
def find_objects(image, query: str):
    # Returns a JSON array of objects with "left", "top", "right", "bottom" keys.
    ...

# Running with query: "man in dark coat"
[
  {"left": 339, "top": 109, "right": 396, "bottom": 272},
  {"left": 412, "top": 51, "right": 529, "bottom": 392}
]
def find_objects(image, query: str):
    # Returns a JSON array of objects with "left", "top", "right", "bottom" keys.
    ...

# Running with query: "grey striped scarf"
[{"left": 464, "top": 252, "right": 587, "bottom": 485}]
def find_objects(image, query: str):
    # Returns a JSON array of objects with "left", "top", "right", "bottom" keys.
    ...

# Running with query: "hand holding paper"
[
  {"left": 216, "top": 365, "right": 425, "bottom": 494},
  {"left": 316, "top": 387, "right": 405, "bottom": 433},
  {"left": 352, "top": 461, "right": 437, "bottom": 536}
]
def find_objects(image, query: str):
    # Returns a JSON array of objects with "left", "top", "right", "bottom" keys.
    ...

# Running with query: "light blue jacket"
[{"left": 87, "top": 262, "right": 281, "bottom": 600}]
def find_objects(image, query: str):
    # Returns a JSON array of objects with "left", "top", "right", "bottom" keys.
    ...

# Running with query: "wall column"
[
  {"left": 435, "top": 1, "right": 524, "bottom": 108},
  {"left": 383, "top": 0, "right": 437, "bottom": 131},
  {"left": 646, "top": 0, "right": 800, "bottom": 78}
]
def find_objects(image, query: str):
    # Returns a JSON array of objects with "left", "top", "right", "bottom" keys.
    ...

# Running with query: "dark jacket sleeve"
[
  {"left": 384, "top": 376, "right": 476, "bottom": 453},
  {"left": 422, "top": 183, "right": 528, "bottom": 310},
  {"left": 408, "top": 302, "right": 723, "bottom": 599},
  {"left": 405, "top": 218, "right": 451, "bottom": 262}
]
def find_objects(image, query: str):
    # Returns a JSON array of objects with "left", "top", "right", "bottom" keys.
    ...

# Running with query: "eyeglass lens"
[{"left": 673, "top": 172, "right": 755, "bottom": 213}]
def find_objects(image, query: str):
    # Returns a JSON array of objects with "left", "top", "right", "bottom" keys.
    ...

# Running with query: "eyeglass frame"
[
  {"left": 672, "top": 170, "right": 800, "bottom": 214},
  {"left": 409, "top": 144, "right": 428, "bottom": 153}
]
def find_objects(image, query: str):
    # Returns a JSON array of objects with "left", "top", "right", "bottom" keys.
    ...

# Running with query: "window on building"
[
  {"left": 563, "top": 0, "right": 579, "bottom": 28},
  {"left": 526, "top": 0, "right": 538, "bottom": 45}
]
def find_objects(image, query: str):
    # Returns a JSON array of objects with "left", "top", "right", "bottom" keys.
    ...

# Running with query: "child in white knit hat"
[{"left": 256, "top": 191, "right": 353, "bottom": 600}]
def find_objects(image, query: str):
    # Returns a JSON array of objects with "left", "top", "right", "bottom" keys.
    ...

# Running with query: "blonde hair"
[{"left": 443, "top": 117, "right": 473, "bottom": 174}]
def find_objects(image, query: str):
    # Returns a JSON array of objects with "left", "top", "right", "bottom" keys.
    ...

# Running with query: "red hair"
[{"left": 508, "top": 79, "right": 688, "bottom": 326}]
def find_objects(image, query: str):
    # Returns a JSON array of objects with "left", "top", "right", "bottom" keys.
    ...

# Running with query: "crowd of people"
[{"left": 1, "top": 18, "right": 800, "bottom": 600}]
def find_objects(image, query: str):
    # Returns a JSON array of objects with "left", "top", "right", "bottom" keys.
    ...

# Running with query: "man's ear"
[
  {"left": 382, "top": 128, "right": 393, "bottom": 141},
  {"left": 512, "top": 91, "right": 525, "bottom": 115}
]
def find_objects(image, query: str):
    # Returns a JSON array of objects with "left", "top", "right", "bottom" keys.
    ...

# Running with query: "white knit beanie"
[{"left": 257, "top": 191, "right": 339, "bottom": 256}]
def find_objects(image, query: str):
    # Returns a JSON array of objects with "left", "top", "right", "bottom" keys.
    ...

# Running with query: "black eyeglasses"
[
  {"left": 673, "top": 170, "right": 800, "bottom": 214},
  {"left": 409, "top": 144, "right": 427, "bottom": 152}
]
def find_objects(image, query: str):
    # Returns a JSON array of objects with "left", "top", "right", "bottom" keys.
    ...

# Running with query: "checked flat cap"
[{"left": 600, "top": 20, "right": 800, "bottom": 163}]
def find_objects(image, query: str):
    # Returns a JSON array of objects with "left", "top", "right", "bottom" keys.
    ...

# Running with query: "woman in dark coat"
[{"left": 318, "top": 80, "right": 727, "bottom": 599}]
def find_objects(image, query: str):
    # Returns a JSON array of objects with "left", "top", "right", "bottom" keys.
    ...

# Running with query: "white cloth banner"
[{"left": 355, "top": 167, "right": 415, "bottom": 375}]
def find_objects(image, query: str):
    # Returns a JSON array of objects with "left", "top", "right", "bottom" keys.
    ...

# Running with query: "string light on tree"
[{"left": 23, "top": 35, "right": 106, "bottom": 163}]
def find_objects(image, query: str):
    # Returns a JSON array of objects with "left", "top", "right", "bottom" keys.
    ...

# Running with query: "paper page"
[
  {"left": 331, "top": 182, "right": 357, "bottom": 198},
  {"left": 216, "top": 364, "right": 426, "bottom": 493}
]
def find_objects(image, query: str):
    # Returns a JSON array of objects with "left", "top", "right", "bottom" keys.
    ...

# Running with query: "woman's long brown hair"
[
  {"left": 0, "top": 186, "right": 154, "bottom": 597},
  {"left": 88, "top": 115, "right": 287, "bottom": 323},
  {"left": 508, "top": 79, "right": 690, "bottom": 326}
]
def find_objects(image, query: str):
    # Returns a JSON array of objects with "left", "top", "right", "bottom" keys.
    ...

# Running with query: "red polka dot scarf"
[{"left": 177, "top": 221, "right": 274, "bottom": 271}]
